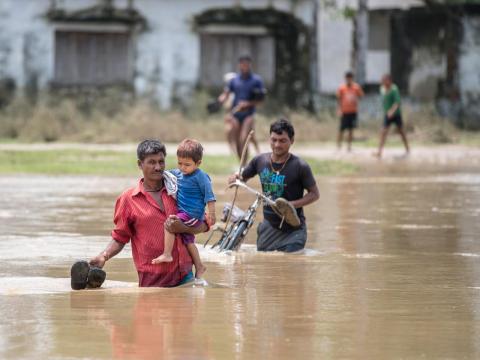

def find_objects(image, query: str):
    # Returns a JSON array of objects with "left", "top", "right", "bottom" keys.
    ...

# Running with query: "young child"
[{"left": 151, "top": 139, "right": 216, "bottom": 278}]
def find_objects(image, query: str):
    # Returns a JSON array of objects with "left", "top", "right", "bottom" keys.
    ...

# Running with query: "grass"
[
  {"left": 0, "top": 150, "right": 358, "bottom": 176},
  {"left": 3, "top": 92, "right": 480, "bottom": 145}
]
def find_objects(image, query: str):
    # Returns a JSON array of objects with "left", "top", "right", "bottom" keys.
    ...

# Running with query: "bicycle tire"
[
  {"left": 218, "top": 223, "right": 237, "bottom": 251},
  {"left": 211, "top": 231, "right": 227, "bottom": 249},
  {"left": 213, "top": 222, "right": 235, "bottom": 249},
  {"left": 223, "top": 221, "right": 247, "bottom": 251}
]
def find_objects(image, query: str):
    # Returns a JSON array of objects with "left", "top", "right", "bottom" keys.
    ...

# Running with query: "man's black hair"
[
  {"left": 270, "top": 118, "right": 295, "bottom": 140},
  {"left": 238, "top": 55, "right": 252, "bottom": 63},
  {"left": 137, "top": 139, "right": 167, "bottom": 161},
  {"left": 345, "top": 71, "right": 354, "bottom": 78}
]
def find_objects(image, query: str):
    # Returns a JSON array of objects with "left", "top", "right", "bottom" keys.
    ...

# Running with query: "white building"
[
  {"left": 0, "top": 0, "right": 479, "bottom": 127},
  {"left": 0, "top": 0, "right": 422, "bottom": 106}
]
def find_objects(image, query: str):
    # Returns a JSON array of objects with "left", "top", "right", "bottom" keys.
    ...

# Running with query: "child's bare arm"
[{"left": 206, "top": 201, "right": 216, "bottom": 225}]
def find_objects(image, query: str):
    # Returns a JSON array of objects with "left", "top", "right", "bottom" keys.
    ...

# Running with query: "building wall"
[
  {"left": 408, "top": 47, "right": 446, "bottom": 101},
  {"left": 390, "top": 9, "right": 451, "bottom": 99},
  {"left": 317, "top": 0, "right": 423, "bottom": 94},
  {"left": 317, "top": 6, "right": 353, "bottom": 94},
  {"left": 317, "top": 8, "right": 391, "bottom": 93},
  {"left": 0, "top": 0, "right": 316, "bottom": 108},
  {"left": 366, "top": 11, "right": 390, "bottom": 84},
  {"left": 8, "top": 0, "right": 473, "bottom": 113},
  {"left": 0, "top": 0, "right": 61, "bottom": 90},
  {"left": 130, "top": 0, "right": 316, "bottom": 107}
]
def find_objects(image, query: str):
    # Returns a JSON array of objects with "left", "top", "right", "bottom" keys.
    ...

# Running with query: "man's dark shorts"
[
  {"left": 257, "top": 220, "right": 307, "bottom": 253},
  {"left": 233, "top": 111, "right": 253, "bottom": 125},
  {"left": 340, "top": 113, "right": 358, "bottom": 131},
  {"left": 384, "top": 114, "right": 403, "bottom": 128}
]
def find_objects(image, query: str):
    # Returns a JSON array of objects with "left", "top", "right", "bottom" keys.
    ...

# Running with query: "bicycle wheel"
[
  {"left": 212, "top": 222, "right": 235, "bottom": 249},
  {"left": 211, "top": 231, "right": 227, "bottom": 249},
  {"left": 223, "top": 221, "right": 247, "bottom": 251}
]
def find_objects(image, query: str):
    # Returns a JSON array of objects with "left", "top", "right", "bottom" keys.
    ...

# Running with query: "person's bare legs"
[
  {"left": 238, "top": 116, "right": 254, "bottom": 167},
  {"left": 347, "top": 129, "right": 354, "bottom": 152},
  {"left": 151, "top": 230, "right": 174, "bottom": 263},
  {"left": 337, "top": 130, "right": 344, "bottom": 150},
  {"left": 398, "top": 127, "right": 410, "bottom": 155},
  {"left": 374, "top": 127, "right": 389, "bottom": 158},
  {"left": 187, "top": 243, "right": 206, "bottom": 278},
  {"left": 224, "top": 115, "right": 238, "bottom": 155},
  {"left": 227, "top": 115, "right": 242, "bottom": 160},
  {"left": 251, "top": 132, "right": 261, "bottom": 154}
]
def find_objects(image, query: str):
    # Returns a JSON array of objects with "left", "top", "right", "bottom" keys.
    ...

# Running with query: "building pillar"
[{"left": 355, "top": 0, "right": 368, "bottom": 85}]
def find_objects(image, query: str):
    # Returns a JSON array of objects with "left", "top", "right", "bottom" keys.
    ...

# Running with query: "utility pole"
[{"left": 355, "top": 0, "right": 368, "bottom": 85}]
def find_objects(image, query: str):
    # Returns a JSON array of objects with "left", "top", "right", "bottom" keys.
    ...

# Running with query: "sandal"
[
  {"left": 70, "top": 260, "right": 90, "bottom": 290},
  {"left": 272, "top": 198, "right": 301, "bottom": 227},
  {"left": 70, "top": 261, "right": 106, "bottom": 290},
  {"left": 87, "top": 267, "right": 106, "bottom": 289}
]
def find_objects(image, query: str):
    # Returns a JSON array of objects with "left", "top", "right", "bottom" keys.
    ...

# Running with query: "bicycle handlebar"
[{"left": 228, "top": 180, "right": 275, "bottom": 206}]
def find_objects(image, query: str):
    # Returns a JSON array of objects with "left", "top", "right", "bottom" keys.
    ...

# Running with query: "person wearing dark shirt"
[
  {"left": 229, "top": 119, "right": 320, "bottom": 252},
  {"left": 218, "top": 55, "right": 266, "bottom": 165}
]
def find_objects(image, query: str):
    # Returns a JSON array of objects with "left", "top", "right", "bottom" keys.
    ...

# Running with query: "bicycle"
[{"left": 205, "top": 180, "right": 276, "bottom": 251}]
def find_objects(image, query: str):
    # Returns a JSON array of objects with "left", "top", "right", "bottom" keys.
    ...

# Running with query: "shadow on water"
[{"left": 1, "top": 169, "right": 480, "bottom": 358}]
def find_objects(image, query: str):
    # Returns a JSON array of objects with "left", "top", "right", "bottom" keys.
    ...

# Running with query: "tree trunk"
[{"left": 355, "top": 0, "right": 369, "bottom": 85}]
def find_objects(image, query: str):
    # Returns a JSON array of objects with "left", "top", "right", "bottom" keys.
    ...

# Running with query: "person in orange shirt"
[{"left": 336, "top": 71, "right": 364, "bottom": 152}]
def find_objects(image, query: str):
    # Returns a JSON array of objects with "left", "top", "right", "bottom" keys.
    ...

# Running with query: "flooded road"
[{"left": 1, "top": 169, "right": 480, "bottom": 359}]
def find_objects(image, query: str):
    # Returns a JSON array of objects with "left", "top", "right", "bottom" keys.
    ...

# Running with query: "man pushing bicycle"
[{"left": 228, "top": 118, "right": 320, "bottom": 252}]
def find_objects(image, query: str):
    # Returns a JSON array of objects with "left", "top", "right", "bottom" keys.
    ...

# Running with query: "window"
[
  {"left": 54, "top": 30, "right": 133, "bottom": 86},
  {"left": 199, "top": 26, "right": 275, "bottom": 87}
]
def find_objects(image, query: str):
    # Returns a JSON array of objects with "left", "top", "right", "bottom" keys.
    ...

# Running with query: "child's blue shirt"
[{"left": 169, "top": 168, "right": 215, "bottom": 220}]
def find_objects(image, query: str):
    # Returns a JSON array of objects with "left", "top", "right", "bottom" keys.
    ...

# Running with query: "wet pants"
[{"left": 256, "top": 220, "right": 307, "bottom": 253}]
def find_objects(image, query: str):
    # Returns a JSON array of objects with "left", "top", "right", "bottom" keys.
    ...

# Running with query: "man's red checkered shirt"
[{"left": 111, "top": 179, "right": 193, "bottom": 287}]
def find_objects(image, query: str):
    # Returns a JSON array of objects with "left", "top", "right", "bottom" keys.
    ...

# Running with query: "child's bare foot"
[
  {"left": 195, "top": 264, "right": 207, "bottom": 278},
  {"left": 372, "top": 151, "right": 382, "bottom": 158},
  {"left": 151, "top": 254, "right": 173, "bottom": 264}
]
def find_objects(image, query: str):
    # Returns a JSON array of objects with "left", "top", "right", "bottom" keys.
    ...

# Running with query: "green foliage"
[
  {"left": 342, "top": 6, "right": 357, "bottom": 19},
  {"left": 0, "top": 150, "right": 357, "bottom": 176},
  {"left": 0, "top": 150, "right": 137, "bottom": 175}
]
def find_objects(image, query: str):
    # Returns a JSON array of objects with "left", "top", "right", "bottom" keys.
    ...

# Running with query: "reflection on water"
[{"left": 1, "top": 171, "right": 480, "bottom": 359}]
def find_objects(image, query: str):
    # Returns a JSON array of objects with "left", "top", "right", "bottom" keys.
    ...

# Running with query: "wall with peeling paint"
[
  {"left": 317, "top": 7, "right": 392, "bottom": 93},
  {"left": 0, "top": 0, "right": 57, "bottom": 91},
  {"left": 1, "top": 0, "right": 478, "bottom": 125},
  {"left": 318, "top": 6, "right": 353, "bottom": 93},
  {"left": 389, "top": 8, "right": 480, "bottom": 129},
  {"left": 0, "top": 0, "right": 317, "bottom": 109},
  {"left": 408, "top": 47, "right": 446, "bottom": 101}
]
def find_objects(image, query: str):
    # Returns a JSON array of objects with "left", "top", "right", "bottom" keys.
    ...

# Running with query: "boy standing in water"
[
  {"left": 152, "top": 139, "right": 216, "bottom": 278},
  {"left": 336, "top": 71, "right": 364, "bottom": 152}
]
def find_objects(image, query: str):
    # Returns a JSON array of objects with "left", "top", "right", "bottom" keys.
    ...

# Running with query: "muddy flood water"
[{"left": 1, "top": 163, "right": 480, "bottom": 359}]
